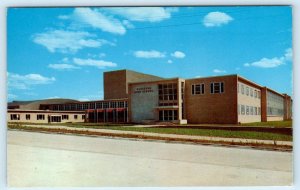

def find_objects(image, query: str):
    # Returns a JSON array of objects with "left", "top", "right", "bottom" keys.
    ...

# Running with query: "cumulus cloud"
[
  {"left": 107, "top": 7, "right": 178, "bottom": 22},
  {"left": 167, "top": 60, "right": 173, "bottom": 64},
  {"left": 134, "top": 50, "right": 165, "bottom": 58},
  {"left": 171, "top": 51, "right": 186, "bottom": 59},
  {"left": 48, "top": 64, "right": 79, "bottom": 70},
  {"left": 73, "top": 58, "right": 117, "bottom": 69},
  {"left": 7, "top": 72, "right": 55, "bottom": 90},
  {"left": 33, "top": 30, "right": 114, "bottom": 53},
  {"left": 72, "top": 8, "right": 126, "bottom": 35},
  {"left": 213, "top": 69, "right": 227, "bottom": 73},
  {"left": 203, "top": 12, "right": 233, "bottom": 27},
  {"left": 58, "top": 7, "right": 177, "bottom": 35},
  {"left": 244, "top": 48, "right": 292, "bottom": 68}
]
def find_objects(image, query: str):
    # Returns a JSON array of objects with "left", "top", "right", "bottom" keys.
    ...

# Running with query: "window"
[
  {"left": 89, "top": 103, "right": 95, "bottom": 109},
  {"left": 159, "top": 110, "right": 178, "bottom": 121},
  {"left": 246, "top": 106, "right": 249, "bottom": 115},
  {"left": 254, "top": 90, "right": 257, "bottom": 98},
  {"left": 82, "top": 115, "right": 86, "bottom": 120},
  {"left": 246, "top": 87, "right": 249, "bottom": 96},
  {"left": 210, "top": 82, "right": 224, "bottom": 94},
  {"left": 241, "top": 84, "right": 244, "bottom": 94},
  {"left": 250, "top": 106, "right": 253, "bottom": 115},
  {"left": 37, "top": 114, "right": 45, "bottom": 120},
  {"left": 103, "top": 102, "right": 109, "bottom": 108},
  {"left": 159, "top": 83, "right": 177, "bottom": 101},
  {"left": 62, "top": 115, "right": 69, "bottom": 120},
  {"left": 10, "top": 114, "right": 20, "bottom": 120},
  {"left": 119, "top": 101, "right": 125, "bottom": 108},
  {"left": 74, "top": 115, "right": 78, "bottom": 119},
  {"left": 96, "top": 102, "right": 103, "bottom": 109},
  {"left": 254, "top": 107, "right": 258, "bottom": 115},
  {"left": 250, "top": 89, "right": 253, "bottom": 97},
  {"left": 241, "top": 105, "right": 245, "bottom": 115},
  {"left": 26, "top": 114, "right": 30, "bottom": 120},
  {"left": 192, "top": 84, "right": 205, "bottom": 95},
  {"left": 111, "top": 102, "right": 117, "bottom": 108}
]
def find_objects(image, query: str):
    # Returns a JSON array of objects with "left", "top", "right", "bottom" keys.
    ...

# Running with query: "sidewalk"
[{"left": 20, "top": 124, "right": 292, "bottom": 147}]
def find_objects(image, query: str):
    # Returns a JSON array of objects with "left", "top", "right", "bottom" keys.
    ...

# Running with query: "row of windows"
[
  {"left": 238, "top": 83, "right": 261, "bottom": 99},
  {"left": 191, "top": 82, "right": 224, "bottom": 95},
  {"left": 10, "top": 114, "right": 84, "bottom": 121},
  {"left": 51, "top": 101, "right": 127, "bottom": 111},
  {"left": 238, "top": 105, "right": 261, "bottom": 115}
]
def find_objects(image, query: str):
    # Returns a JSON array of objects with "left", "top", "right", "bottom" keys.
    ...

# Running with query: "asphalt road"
[{"left": 7, "top": 130, "right": 293, "bottom": 187}]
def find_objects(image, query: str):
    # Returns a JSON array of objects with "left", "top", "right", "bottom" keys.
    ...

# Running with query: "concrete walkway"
[{"left": 18, "top": 124, "right": 293, "bottom": 147}]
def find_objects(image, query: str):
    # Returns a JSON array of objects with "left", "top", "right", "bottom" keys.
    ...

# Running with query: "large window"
[
  {"left": 210, "top": 82, "right": 224, "bottom": 94},
  {"left": 37, "top": 114, "right": 45, "bottom": 120},
  {"left": 26, "top": 114, "right": 30, "bottom": 120},
  {"left": 267, "top": 91, "right": 284, "bottom": 116},
  {"left": 192, "top": 84, "right": 205, "bottom": 95},
  {"left": 10, "top": 114, "right": 20, "bottom": 120},
  {"left": 159, "top": 110, "right": 178, "bottom": 121},
  {"left": 158, "top": 83, "right": 177, "bottom": 101}
]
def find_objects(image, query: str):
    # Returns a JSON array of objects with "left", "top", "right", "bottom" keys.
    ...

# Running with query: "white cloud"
[
  {"left": 213, "top": 69, "right": 227, "bottom": 73},
  {"left": 62, "top": 57, "right": 69, "bottom": 63},
  {"left": 73, "top": 8, "right": 126, "bottom": 35},
  {"left": 99, "top": 53, "right": 106, "bottom": 58},
  {"left": 171, "top": 51, "right": 186, "bottom": 59},
  {"left": 203, "top": 12, "right": 233, "bottom": 27},
  {"left": 47, "top": 96, "right": 60, "bottom": 99},
  {"left": 122, "top": 20, "right": 134, "bottom": 29},
  {"left": 73, "top": 58, "right": 117, "bottom": 69},
  {"left": 33, "top": 30, "right": 114, "bottom": 53},
  {"left": 7, "top": 72, "right": 55, "bottom": 90},
  {"left": 48, "top": 64, "right": 79, "bottom": 70},
  {"left": 244, "top": 48, "right": 292, "bottom": 68},
  {"left": 58, "top": 15, "right": 69, "bottom": 20},
  {"left": 284, "top": 48, "right": 292, "bottom": 61},
  {"left": 167, "top": 60, "right": 173, "bottom": 64},
  {"left": 107, "top": 7, "right": 178, "bottom": 22},
  {"left": 134, "top": 50, "right": 165, "bottom": 58}
]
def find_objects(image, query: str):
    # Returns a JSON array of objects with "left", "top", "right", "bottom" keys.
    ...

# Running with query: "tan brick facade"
[
  {"left": 104, "top": 70, "right": 162, "bottom": 100},
  {"left": 185, "top": 75, "right": 238, "bottom": 124}
]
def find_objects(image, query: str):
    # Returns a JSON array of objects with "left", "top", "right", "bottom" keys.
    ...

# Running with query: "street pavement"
[{"left": 7, "top": 130, "right": 293, "bottom": 187}]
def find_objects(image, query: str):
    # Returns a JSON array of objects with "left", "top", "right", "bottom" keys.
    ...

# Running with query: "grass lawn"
[
  {"left": 8, "top": 123, "right": 292, "bottom": 141},
  {"left": 241, "top": 120, "right": 292, "bottom": 128}
]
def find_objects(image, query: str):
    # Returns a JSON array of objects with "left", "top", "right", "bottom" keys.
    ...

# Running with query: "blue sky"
[{"left": 7, "top": 6, "right": 293, "bottom": 101}]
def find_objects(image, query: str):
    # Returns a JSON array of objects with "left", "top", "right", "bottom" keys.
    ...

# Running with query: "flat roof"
[{"left": 7, "top": 109, "right": 85, "bottom": 114}]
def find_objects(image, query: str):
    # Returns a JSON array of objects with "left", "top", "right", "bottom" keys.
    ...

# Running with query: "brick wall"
[{"left": 185, "top": 75, "right": 238, "bottom": 124}]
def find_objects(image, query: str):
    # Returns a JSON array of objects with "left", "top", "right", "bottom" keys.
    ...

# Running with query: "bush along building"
[{"left": 7, "top": 69, "right": 292, "bottom": 124}]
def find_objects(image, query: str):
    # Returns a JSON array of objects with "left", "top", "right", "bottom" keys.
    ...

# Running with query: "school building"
[{"left": 7, "top": 69, "right": 292, "bottom": 124}]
